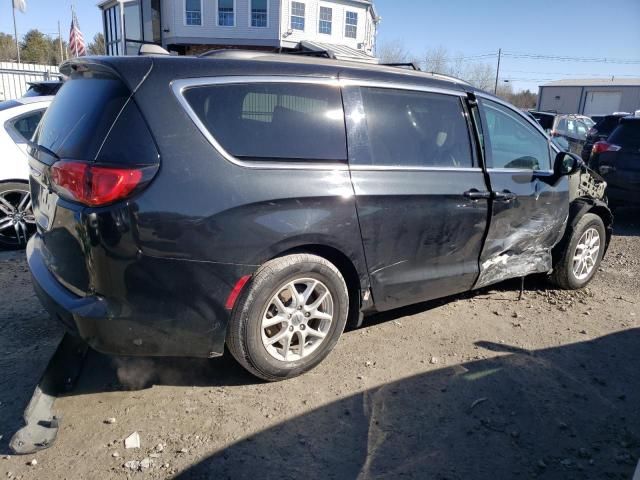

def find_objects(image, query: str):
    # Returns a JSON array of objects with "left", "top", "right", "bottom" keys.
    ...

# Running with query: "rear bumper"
[{"left": 27, "top": 234, "right": 255, "bottom": 358}]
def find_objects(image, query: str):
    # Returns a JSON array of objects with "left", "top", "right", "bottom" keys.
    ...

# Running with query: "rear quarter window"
[
  {"left": 35, "top": 74, "right": 129, "bottom": 160},
  {"left": 181, "top": 82, "right": 347, "bottom": 162}
]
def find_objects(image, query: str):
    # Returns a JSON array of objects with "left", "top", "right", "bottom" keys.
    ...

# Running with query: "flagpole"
[{"left": 12, "top": 1, "right": 21, "bottom": 63}]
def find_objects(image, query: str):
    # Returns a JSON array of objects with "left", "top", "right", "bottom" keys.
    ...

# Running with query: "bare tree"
[
  {"left": 0, "top": 32, "right": 19, "bottom": 62},
  {"left": 376, "top": 39, "right": 419, "bottom": 65},
  {"left": 422, "top": 46, "right": 450, "bottom": 74}
]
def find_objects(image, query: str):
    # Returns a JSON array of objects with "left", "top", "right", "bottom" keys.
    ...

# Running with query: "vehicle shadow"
[{"left": 176, "top": 329, "right": 640, "bottom": 480}]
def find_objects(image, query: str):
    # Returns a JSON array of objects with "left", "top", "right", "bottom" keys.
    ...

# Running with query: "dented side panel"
[{"left": 474, "top": 173, "right": 569, "bottom": 289}]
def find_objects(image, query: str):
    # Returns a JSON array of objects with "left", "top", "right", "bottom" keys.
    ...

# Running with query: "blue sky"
[{"left": 1, "top": 0, "right": 639, "bottom": 92}]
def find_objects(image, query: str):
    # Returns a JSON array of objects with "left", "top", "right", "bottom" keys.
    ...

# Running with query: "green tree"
[
  {"left": 87, "top": 33, "right": 105, "bottom": 56},
  {"left": 48, "top": 36, "right": 68, "bottom": 64},
  {"left": 0, "top": 32, "right": 18, "bottom": 62},
  {"left": 20, "top": 29, "right": 52, "bottom": 64}
]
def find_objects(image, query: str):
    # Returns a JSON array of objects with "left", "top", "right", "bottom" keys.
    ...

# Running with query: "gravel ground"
[{"left": 0, "top": 208, "right": 639, "bottom": 480}]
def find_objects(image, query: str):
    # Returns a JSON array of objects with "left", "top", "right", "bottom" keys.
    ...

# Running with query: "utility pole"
[
  {"left": 12, "top": 1, "right": 21, "bottom": 63},
  {"left": 58, "top": 21, "right": 64, "bottom": 62},
  {"left": 494, "top": 48, "right": 502, "bottom": 94}
]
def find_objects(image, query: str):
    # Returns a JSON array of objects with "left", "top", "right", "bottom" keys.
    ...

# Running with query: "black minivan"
[{"left": 26, "top": 52, "right": 611, "bottom": 381}]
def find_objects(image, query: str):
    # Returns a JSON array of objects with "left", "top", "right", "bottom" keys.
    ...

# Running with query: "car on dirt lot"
[
  {"left": 26, "top": 52, "right": 612, "bottom": 381},
  {"left": 0, "top": 96, "right": 52, "bottom": 249},
  {"left": 588, "top": 116, "right": 640, "bottom": 208}
]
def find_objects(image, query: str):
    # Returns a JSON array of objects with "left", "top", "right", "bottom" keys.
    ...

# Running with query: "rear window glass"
[
  {"left": 182, "top": 83, "right": 346, "bottom": 162},
  {"left": 596, "top": 116, "right": 622, "bottom": 134},
  {"left": 609, "top": 122, "right": 640, "bottom": 145},
  {"left": 35, "top": 74, "right": 129, "bottom": 160}
]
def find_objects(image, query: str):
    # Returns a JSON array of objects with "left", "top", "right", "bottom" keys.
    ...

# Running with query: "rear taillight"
[
  {"left": 592, "top": 141, "right": 621, "bottom": 155},
  {"left": 50, "top": 161, "right": 156, "bottom": 207}
]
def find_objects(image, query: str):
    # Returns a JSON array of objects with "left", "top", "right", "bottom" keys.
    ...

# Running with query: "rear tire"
[
  {"left": 0, "top": 181, "right": 35, "bottom": 250},
  {"left": 227, "top": 254, "right": 349, "bottom": 381},
  {"left": 550, "top": 213, "right": 606, "bottom": 289}
]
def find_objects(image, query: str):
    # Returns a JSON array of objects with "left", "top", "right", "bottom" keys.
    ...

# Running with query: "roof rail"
[
  {"left": 423, "top": 71, "right": 472, "bottom": 87},
  {"left": 286, "top": 49, "right": 336, "bottom": 59},
  {"left": 381, "top": 62, "right": 420, "bottom": 71},
  {"left": 197, "top": 49, "right": 273, "bottom": 59}
]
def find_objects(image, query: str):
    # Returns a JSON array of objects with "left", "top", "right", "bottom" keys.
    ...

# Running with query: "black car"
[
  {"left": 589, "top": 116, "right": 640, "bottom": 208},
  {"left": 22, "top": 80, "right": 64, "bottom": 98},
  {"left": 581, "top": 113, "right": 629, "bottom": 162},
  {"left": 26, "top": 52, "right": 611, "bottom": 381}
]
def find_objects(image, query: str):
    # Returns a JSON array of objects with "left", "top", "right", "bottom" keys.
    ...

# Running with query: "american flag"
[{"left": 69, "top": 9, "right": 86, "bottom": 57}]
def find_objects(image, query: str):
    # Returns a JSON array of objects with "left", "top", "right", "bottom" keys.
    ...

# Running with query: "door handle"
[
  {"left": 494, "top": 190, "right": 517, "bottom": 202},
  {"left": 463, "top": 189, "right": 492, "bottom": 200}
]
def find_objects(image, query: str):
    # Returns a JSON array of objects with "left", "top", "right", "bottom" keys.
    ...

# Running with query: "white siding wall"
[
  {"left": 160, "top": 0, "right": 376, "bottom": 51},
  {"left": 280, "top": 0, "right": 374, "bottom": 51},
  {"left": 164, "top": 0, "right": 281, "bottom": 43}
]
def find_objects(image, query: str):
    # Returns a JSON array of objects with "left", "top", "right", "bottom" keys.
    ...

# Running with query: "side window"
[
  {"left": 357, "top": 87, "right": 474, "bottom": 168},
  {"left": 10, "top": 110, "right": 45, "bottom": 141},
  {"left": 182, "top": 82, "right": 346, "bottom": 162},
  {"left": 480, "top": 99, "right": 551, "bottom": 170}
]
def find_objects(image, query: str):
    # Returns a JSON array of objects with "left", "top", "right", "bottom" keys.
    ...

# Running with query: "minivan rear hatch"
[{"left": 29, "top": 58, "right": 158, "bottom": 296}]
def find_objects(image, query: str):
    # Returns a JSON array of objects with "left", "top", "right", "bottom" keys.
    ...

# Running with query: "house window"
[
  {"left": 103, "top": 3, "right": 122, "bottom": 55},
  {"left": 218, "top": 0, "right": 234, "bottom": 26},
  {"left": 185, "top": 0, "right": 202, "bottom": 25},
  {"left": 251, "top": 0, "right": 267, "bottom": 27},
  {"left": 345, "top": 11, "right": 357, "bottom": 38},
  {"left": 319, "top": 6, "right": 332, "bottom": 34},
  {"left": 290, "top": 2, "right": 305, "bottom": 31}
]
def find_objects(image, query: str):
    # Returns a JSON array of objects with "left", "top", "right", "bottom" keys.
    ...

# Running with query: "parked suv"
[
  {"left": 589, "top": 116, "right": 640, "bottom": 208},
  {"left": 581, "top": 113, "right": 628, "bottom": 162},
  {"left": 27, "top": 53, "right": 611, "bottom": 381},
  {"left": 549, "top": 114, "right": 594, "bottom": 155}
]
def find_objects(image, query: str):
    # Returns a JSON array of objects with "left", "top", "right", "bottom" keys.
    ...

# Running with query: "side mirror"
[{"left": 554, "top": 151, "right": 583, "bottom": 177}]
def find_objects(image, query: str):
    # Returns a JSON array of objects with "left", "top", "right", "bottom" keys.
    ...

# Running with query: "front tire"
[
  {"left": 227, "top": 254, "right": 349, "bottom": 381},
  {"left": 550, "top": 213, "right": 606, "bottom": 289}
]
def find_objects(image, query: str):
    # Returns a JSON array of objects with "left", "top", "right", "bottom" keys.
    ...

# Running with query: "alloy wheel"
[
  {"left": 572, "top": 227, "right": 601, "bottom": 280},
  {"left": 261, "top": 278, "right": 334, "bottom": 362},
  {"left": 0, "top": 189, "right": 36, "bottom": 248}
]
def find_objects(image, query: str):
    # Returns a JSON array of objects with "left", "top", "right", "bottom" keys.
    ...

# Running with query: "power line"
[
  {"left": 501, "top": 69, "right": 640, "bottom": 77},
  {"left": 502, "top": 51, "right": 640, "bottom": 64}
]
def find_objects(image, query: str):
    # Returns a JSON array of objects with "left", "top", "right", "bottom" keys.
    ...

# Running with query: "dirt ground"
[{"left": 1, "top": 208, "right": 639, "bottom": 480}]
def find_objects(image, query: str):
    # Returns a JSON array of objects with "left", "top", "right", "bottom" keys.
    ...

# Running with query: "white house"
[{"left": 98, "top": 0, "right": 379, "bottom": 61}]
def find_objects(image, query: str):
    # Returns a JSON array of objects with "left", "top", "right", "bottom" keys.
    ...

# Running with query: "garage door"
[{"left": 583, "top": 91, "right": 622, "bottom": 116}]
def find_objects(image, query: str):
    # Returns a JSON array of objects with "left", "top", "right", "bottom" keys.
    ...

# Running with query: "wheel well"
[
  {"left": 275, "top": 244, "right": 363, "bottom": 329},
  {"left": 588, "top": 204, "right": 613, "bottom": 249}
]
